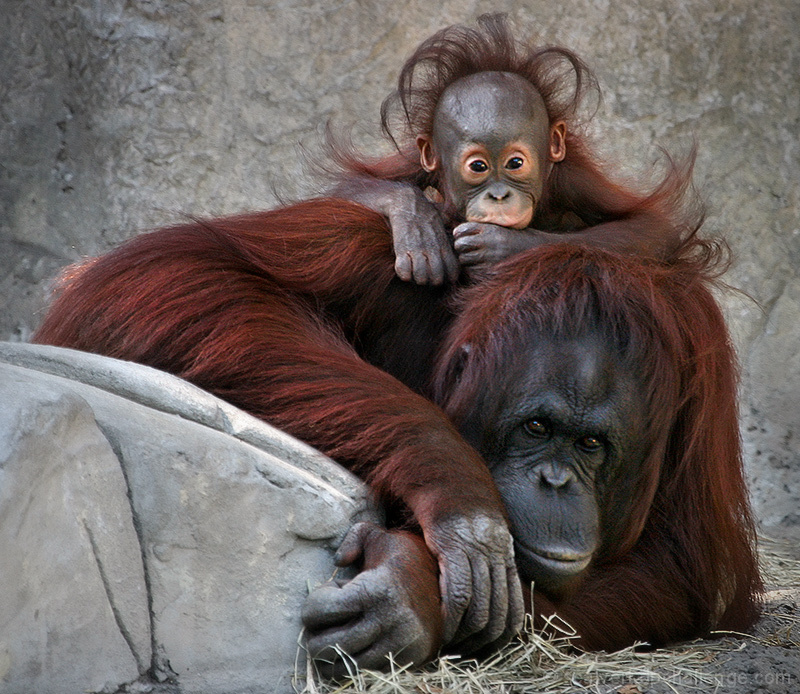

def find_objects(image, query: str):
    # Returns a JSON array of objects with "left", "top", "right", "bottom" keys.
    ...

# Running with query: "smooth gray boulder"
[{"left": 0, "top": 342, "right": 376, "bottom": 694}]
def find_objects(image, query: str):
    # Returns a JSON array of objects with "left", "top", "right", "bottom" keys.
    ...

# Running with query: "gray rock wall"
[{"left": 1, "top": 1, "right": 797, "bottom": 525}]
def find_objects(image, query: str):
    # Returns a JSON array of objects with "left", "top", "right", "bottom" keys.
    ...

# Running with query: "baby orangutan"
[{"left": 334, "top": 14, "right": 701, "bottom": 284}]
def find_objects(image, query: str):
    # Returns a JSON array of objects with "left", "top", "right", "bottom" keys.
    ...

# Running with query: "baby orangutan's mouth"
[{"left": 466, "top": 195, "right": 535, "bottom": 230}]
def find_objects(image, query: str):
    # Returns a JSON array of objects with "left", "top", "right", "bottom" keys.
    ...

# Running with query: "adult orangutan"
[
  {"left": 34, "top": 198, "right": 761, "bottom": 673},
  {"left": 332, "top": 14, "right": 702, "bottom": 284}
]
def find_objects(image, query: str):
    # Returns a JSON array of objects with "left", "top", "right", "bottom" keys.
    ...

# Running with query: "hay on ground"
[{"left": 298, "top": 533, "right": 800, "bottom": 694}]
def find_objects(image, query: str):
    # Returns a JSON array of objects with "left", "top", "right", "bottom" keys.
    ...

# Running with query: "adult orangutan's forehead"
[{"left": 433, "top": 72, "right": 549, "bottom": 144}]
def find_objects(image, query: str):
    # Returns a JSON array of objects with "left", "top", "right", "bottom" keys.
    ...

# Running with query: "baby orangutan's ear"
[
  {"left": 549, "top": 121, "right": 567, "bottom": 162},
  {"left": 417, "top": 135, "right": 439, "bottom": 172}
]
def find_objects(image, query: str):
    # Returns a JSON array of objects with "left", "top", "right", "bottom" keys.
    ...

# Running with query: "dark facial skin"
[
  {"left": 417, "top": 72, "right": 566, "bottom": 230},
  {"left": 465, "top": 331, "right": 648, "bottom": 594}
]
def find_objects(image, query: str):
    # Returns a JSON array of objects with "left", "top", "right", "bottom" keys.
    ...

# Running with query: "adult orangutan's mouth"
[{"left": 515, "top": 541, "right": 592, "bottom": 578}]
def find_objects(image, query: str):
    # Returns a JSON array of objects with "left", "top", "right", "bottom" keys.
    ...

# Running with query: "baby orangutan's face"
[{"left": 417, "top": 71, "right": 566, "bottom": 229}]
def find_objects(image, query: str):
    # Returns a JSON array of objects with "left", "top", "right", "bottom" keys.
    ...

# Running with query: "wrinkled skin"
[
  {"left": 335, "top": 72, "right": 565, "bottom": 284},
  {"left": 407, "top": 503, "right": 522, "bottom": 648},
  {"left": 303, "top": 329, "right": 647, "bottom": 670},
  {"left": 303, "top": 523, "right": 443, "bottom": 678},
  {"left": 330, "top": 178, "right": 460, "bottom": 285},
  {"left": 452, "top": 222, "right": 546, "bottom": 279},
  {"left": 419, "top": 510, "right": 523, "bottom": 649},
  {"left": 304, "top": 513, "right": 523, "bottom": 676}
]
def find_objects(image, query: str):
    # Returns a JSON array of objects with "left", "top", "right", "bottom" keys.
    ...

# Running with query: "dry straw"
[{"left": 297, "top": 534, "right": 799, "bottom": 694}]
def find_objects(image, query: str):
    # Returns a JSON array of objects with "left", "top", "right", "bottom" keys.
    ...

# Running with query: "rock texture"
[
  {"left": 0, "top": 372, "right": 150, "bottom": 693},
  {"left": 0, "top": 342, "right": 376, "bottom": 694},
  {"left": 0, "top": 0, "right": 797, "bottom": 587}
]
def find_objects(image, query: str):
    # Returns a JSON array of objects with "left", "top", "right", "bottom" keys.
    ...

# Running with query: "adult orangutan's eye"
[
  {"left": 524, "top": 419, "right": 550, "bottom": 438},
  {"left": 576, "top": 435, "right": 604, "bottom": 452},
  {"left": 506, "top": 156, "right": 525, "bottom": 170},
  {"left": 468, "top": 159, "right": 489, "bottom": 173}
]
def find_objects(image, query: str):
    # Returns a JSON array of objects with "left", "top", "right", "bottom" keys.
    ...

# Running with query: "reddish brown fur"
[
  {"left": 35, "top": 201, "right": 501, "bottom": 521},
  {"left": 34, "top": 197, "right": 761, "bottom": 652},
  {"left": 330, "top": 14, "right": 703, "bottom": 259}
]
